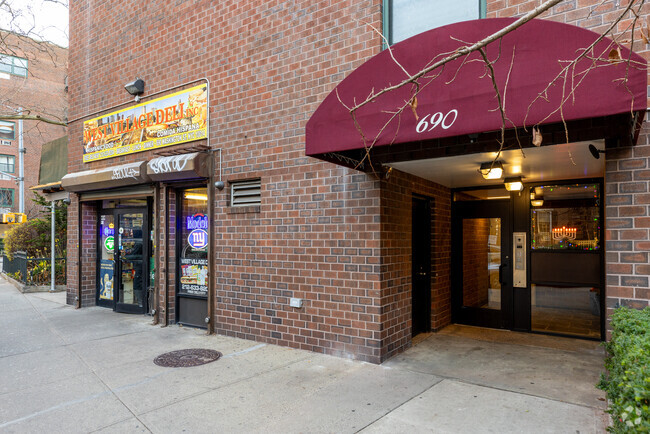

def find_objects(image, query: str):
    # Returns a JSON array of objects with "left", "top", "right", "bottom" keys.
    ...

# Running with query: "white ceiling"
[{"left": 389, "top": 140, "right": 605, "bottom": 189}]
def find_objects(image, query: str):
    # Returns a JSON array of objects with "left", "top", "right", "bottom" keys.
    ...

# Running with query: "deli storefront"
[{"left": 62, "top": 83, "right": 215, "bottom": 328}]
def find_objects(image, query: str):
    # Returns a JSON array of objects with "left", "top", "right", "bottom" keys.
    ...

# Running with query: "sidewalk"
[{"left": 0, "top": 279, "right": 608, "bottom": 433}]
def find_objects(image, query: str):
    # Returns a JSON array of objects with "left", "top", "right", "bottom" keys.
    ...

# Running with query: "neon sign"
[
  {"left": 186, "top": 213, "right": 208, "bottom": 230},
  {"left": 188, "top": 229, "right": 208, "bottom": 249}
]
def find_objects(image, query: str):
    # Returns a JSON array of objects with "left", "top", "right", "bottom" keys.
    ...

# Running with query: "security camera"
[
  {"left": 62, "top": 198, "right": 71, "bottom": 205},
  {"left": 215, "top": 181, "right": 225, "bottom": 190}
]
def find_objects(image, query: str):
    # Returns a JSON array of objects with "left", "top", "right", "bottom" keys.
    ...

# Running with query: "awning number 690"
[{"left": 415, "top": 109, "right": 458, "bottom": 133}]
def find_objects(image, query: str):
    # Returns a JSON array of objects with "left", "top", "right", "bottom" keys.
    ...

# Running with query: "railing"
[{"left": 2, "top": 251, "right": 66, "bottom": 285}]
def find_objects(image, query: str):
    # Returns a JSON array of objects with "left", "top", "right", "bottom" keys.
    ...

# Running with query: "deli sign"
[{"left": 83, "top": 84, "right": 208, "bottom": 163}]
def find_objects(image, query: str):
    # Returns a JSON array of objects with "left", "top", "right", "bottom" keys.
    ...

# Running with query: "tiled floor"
[{"left": 532, "top": 306, "right": 601, "bottom": 339}]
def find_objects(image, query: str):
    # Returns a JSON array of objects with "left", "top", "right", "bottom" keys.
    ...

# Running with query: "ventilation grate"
[{"left": 231, "top": 178, "right": 261, "bottom": 206}]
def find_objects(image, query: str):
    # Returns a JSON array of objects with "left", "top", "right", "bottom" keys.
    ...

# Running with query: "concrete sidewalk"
[{"left": 0, "top": 279, "right": 608, "bottom": 433}]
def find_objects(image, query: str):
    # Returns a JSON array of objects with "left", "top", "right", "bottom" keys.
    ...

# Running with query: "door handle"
[{"left": 498, "top": 263, "right": 507, "bottom": 284}]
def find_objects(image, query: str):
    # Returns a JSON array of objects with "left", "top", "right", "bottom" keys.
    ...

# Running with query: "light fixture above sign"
[
  {"left": 124, "top": 78, "right": 145, "bottom": 96},
  {"left": 479, "top": 161, "right": 504, "bottom": 180},
  {"left": 504, "top": 176, "right": 523, "bottom": 192}
]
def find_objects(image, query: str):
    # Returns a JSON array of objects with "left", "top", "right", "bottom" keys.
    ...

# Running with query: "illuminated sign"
[
  {"left": 104, "top": 236, "right": 115, "bottom": 251},
  {"left": 188, "top": 229, "right": 208, "bottom": 249},
  {"left": 82, "top": 84, "right": 208, "bottom": 163},
  {"left": 186, "top": 213, "right": 208, "bottom": 230},
  {"left": 103, "top": 227, "right": 115, "bottom": 237}
]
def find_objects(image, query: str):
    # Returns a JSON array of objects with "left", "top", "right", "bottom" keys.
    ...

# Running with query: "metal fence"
[{"left": 2, "top": 251, "right": 66, "bottom": 286}]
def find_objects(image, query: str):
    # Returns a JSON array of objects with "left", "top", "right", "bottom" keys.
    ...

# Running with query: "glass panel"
[
  {"left": 390, "top": 0, "right": 480, "bottom": 44},
  {"left": 531, "top": 284, "right": 601, "bottom": 338},
  {"left": 531, "top": 183, "right": 600, "bottom": 250},
  {"left": 99, "top": 214, "right": 115, "bottom": 301},
  {"left": 102, "top": 198, "right": 148, "bottom": 209},
  {"left": 179, "top": 188, "right": 208, "bottom": 297},
  {"left": 462, "top": 217, "right": 501, "bottom": 310},
  {"left": 0, "top": 121, "right": 15, "bottom": 140},
  {"left": 119, "top": 213, "right": 144, "bottom": 307},
  {"left": 454, "top": 187, "right": 509, "bottom": 201}
]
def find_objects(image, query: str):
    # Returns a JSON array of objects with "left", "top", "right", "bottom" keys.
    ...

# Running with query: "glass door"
[
  {"left": 452, "top": 199, "right": 512, "bottom": 329},
  {"left": 97, "top": 213, "right": 116, "bottom": 308},
  {"left": 115, "top": 209, "right": 148, "bottom": 314}
]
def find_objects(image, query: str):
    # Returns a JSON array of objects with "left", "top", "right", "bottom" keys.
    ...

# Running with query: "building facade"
[
  {"left": 65, "top": 0, "right": 649, "bottom": 363},
  {"left": 0, "top": 32, "right": 67, "bottom": 216}
]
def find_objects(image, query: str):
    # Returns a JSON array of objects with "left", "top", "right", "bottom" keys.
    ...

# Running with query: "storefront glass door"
[
  {"left": 116, "top": 211, "right": 147, "bottom": 313},
  {"left": 97, "top": 205, "right": 150, "bottom": 314},
  {"left": 452, "top": 199, "right": 512, "bottom": 329}
]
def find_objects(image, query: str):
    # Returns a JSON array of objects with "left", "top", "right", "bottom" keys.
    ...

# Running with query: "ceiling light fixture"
[
  {"left": 504, "top": 176, "right": 524, "bottom": 192},
  {"left": 184, "top": 193, "right": 208, "bottom": 201},
  {"left": 479, "top": 161, "right": 504, "bottom": 180}
]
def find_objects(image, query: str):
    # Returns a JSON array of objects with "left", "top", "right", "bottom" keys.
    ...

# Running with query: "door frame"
[
  {"left": 96, "top": 204, "right": 151, "bottom": 314},
  {"left": 451, "top": 198, "right": 513, "bottom": 329},
  {"left": 175, "top": 184, "right": 209, "bottom": 328},
  {"left": 412, "top": 195, "right": 432, "bottom": 337}
]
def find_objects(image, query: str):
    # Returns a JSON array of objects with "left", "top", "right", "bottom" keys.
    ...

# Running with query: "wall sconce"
[
  {"left": 504, "top": 176, "right": 523, "bottom": 192},
  {"left": 479, "top": 161, "right": 504, "bottom": 180},
  {"left": 124, "top": 78, "right": 145, "bottom": 101}
]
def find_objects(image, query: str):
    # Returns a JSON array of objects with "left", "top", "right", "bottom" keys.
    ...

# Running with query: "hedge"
[{"left": 598, "top": 307, "right": 650, "bottom": 432}]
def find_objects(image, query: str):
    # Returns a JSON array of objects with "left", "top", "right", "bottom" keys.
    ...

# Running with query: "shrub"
[
  {"left": 598, "top": 307, "right": 650, "bottom": 432},
  {"left": 3, "top": 193, "right": 67, "bottom": 261}
]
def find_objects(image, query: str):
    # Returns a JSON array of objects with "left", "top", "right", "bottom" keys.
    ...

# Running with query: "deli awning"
[
  {"left": 146, "top": 152, "right": 209, "bottom": 181},
  {"left": 61, "top": 161, "right": 150, "bottom": 192},
  {"left": 305, "top": 18, "right": 647, "bottom": 160}
]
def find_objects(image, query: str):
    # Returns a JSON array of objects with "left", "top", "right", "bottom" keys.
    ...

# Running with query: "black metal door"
[
  {"left": 412, "top": 196, "right": 432, "bottom": 336},
  {"left": 452, "top": 199, "right": 512, "bottom": 329}
]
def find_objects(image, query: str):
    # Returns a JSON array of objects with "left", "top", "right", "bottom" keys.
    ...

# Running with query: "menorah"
[{"left": 552, "top": 226, "right": 577, "bottom": 241}]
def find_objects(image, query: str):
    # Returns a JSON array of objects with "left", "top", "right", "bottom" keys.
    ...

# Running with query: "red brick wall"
[
  {"left": 68, "top": 1, "right": 393, "bottom": 362},
  {"left": 380, "top": 169, "right": 451, "bottom": 359},
  {"left": 462, "top": 218, "right": 490, "bottom": 308},
  {"left": 0, "top": 33, "right": 67, "bottom": 216},
  {"left": 486, "top": 0, "right": 650, "bottom": 325}
]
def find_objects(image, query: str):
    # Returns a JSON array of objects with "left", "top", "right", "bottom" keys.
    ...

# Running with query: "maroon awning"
[{"left": 306, "top": 18, "right": 647, "bottom": 157}]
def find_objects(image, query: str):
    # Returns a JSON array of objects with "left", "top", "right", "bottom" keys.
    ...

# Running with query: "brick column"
[{"left": 605, "top": 132, "right": 650, "bottom": 331}]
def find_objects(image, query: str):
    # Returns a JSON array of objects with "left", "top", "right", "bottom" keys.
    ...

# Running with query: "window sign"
[
  {"left": 179, "top": 189, "right": 209, "bottom": 297},
  {"left": 99, "top": 215, "right": 115, "bottom": 301},
  {"left": 83, "top": 84, "right": 208, "bottom": 163}
]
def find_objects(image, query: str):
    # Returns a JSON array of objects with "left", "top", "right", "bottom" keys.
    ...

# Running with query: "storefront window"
[
  {"left": 179, "top": 188, "right": 208, "bottom": 296},
  {"left": 531, "top": 183, "right": 601, "bottom": 251}
]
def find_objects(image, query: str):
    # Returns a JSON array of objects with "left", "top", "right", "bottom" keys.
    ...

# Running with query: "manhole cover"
[{"left": 154, "top": 349, "right": 222, "bottom": 367}]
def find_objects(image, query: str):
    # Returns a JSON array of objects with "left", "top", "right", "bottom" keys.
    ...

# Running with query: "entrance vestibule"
[
  {"left": 449, "top": 180, "right": 604, "bottom": 339},
  {"left": 97, "top": 198, "right": 153, "bottom": 314}
]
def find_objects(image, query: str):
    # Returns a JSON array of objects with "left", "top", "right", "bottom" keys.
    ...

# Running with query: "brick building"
[
  {"left": 64, "top": 0, "right": 649, "bottom": 363},
  {"left": 0, "top": 32, "right": 67, "bottom": 216}
]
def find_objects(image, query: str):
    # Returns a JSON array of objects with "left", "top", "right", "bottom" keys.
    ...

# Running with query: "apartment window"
[
  {"left": 230, "top": 178, "right": 261, "bottom": 207},
  {"left": 384, "top": 0, "right": 486, "bottom": 45},
  {"left": 0, "top": 155, "right": 15, "bottom": 174},
  {"left": 0, "top": 188, "right": 14, "bottom": 207},
  {"left": 0, "top": 54, "right": 27, "bottom": 77},
  {"left": 0, "top": 121, "right": 14, "bottom": 140}
]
